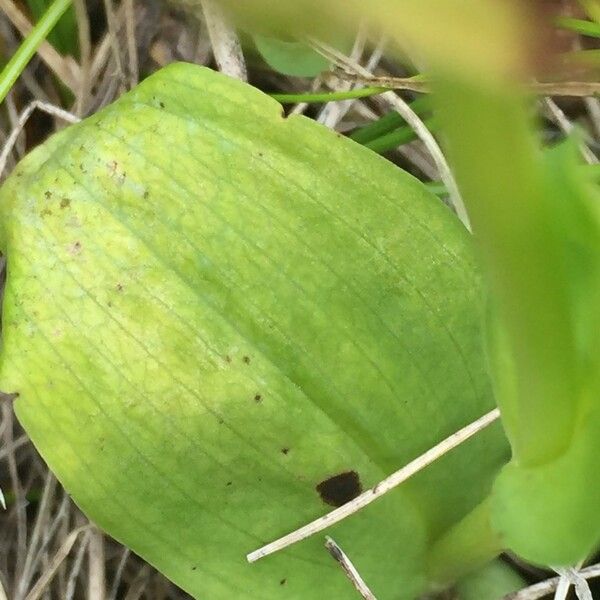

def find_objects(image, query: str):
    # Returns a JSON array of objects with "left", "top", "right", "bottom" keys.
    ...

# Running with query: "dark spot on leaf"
[
  {"left": 226, "top": 481, "right": 232, "bottom": 486},
  {"left": 243, "top": 355, "right": 251, "bottom": 364},
  {"left": 254, "top": 394, "right": 262, "bottom": 403},
  {"left": 281, "top": 447, "right": 289, "bottom": 455},
  {"left": 218, "top": 417, "right": 224, "bottom": 425},
  {"left": 224, "top": 355, "right": 232, "bottom": 363},
  {"left": 107, "top": 301, "right": 112, "bottom": 307},
  {"left": 316, "top": 471, "right": 362, "bottom": 507},
  {"left": 159, "top": 101, "right": 165, "bottom": 109},
  {"left": 280, "top": 579, "right": 286, "bottom": 586},
  {"left": 60, "top": 197, "right": 71, "bottom": 209},
  {"left": 40, "top": 208, "right": 52, "bottom": 217},
  {"left": 44, "top": 191, "right": 52, "bottom": 199},
  {"left": 116, "top": 284, "right": 123, "bottom": 292},
  {"left": 143, "top": 190, "right": 149, "bottom": 199},
  {"left": 191, "top": 566, "right": 197, "bottom": 571}
]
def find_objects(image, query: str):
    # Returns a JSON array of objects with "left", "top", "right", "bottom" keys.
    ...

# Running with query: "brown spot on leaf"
[
  {"left": 281, "top": 447, "right": 289, "bottom": 455},
  {"left": 316, "top": 471, "right": 362, "bottom": 507},
  {"left": 60, "top": 197, "right": 71, "bottom": 209},
  {"left": 116, "top": 283, "right": 123, "bottom": 292},
  {"left": 44, "top": 191, "right": 52, "bottom": 199},
  {"left": 67, "top": 241, "right": 82, "bottom": 256},
  {"left": 254, "top": 394, "right": 262, "bottom": 403},
  {"left": 243, "top": 356, "right": 251, "bottom": 364}
]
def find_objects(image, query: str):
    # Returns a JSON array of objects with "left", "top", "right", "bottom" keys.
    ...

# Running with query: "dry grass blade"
[
  {"left": 123, "top": 0, "right": 138, "bottom": 88},
  {"left": 553, "top": 567, "right": 592, "bottom": 600},
  {"left": 503, "top": 563, "right": 600, "bottom": 600},
  {"left": 542, "top": 97, "right": 598, "bottom": 164},
  {"left": 317, "top": 23, "right": 368, "bottom": 128},
  {"left": 310, "top": 38, "right": 470, "bottom": 230},
  {"left": 73, "top": 0, "right": 92, "bottom": 116},
  {"left": 200, "top": 0, "right": 247, "bottom": 81},
  {"left": 64, "top": 530, "right": 91, "bottom": 600},
  {"left": 332, "top": 71, "right": 600, "bottom": 98},
  {"left": 15, "top": 472, "right": 57, "bottom": 599},
  {"left": 0, "top": 100, "right": 80, "bottom": 178},
  {"left": 87, "top": 528, "right": 106, "bottom": 600},
  {"left": 247, "top": 408, "right": 500, "bottom": 562},
  {"left": 325, "top": 537, "right": 377, "bottom": 600},
  {"left": 23, "top": 526, "right": 89, "bottom": 600}
]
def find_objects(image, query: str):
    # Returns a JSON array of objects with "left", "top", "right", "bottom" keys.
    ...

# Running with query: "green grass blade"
[{"left": 0, "top": 0, "right": 72, "bottom": 104}]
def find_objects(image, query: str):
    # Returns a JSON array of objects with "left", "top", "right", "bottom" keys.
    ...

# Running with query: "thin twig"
[
  {"left": 503, "top": 563, "right": 600, "bottom": 600},
  {"left": 317, "top": 24, "right": 368, "bottom": 128},
  {"left": 247, "top": 408, "right": 500, "bottom": 562},
  {"left": 64, "top": 530, "right": 91, "bottom": 600},
  {"left": 325, "top": 537, "right": 377, "bottom": 600},
  {"left": 73, "top": 0, "right": 92, "bottom": 116},
  {"left": 200, "top": 0, "right": 247, "bottom": 81},
  {"left": 553, "top": 574, "right": 571, "bottom": 600},
  {"left": 15, "top": 472, "right": 57, "bottom": 600},
  {"left": 23, "top": 526, "right": 89, "bottom": 600},
  {"left": 107, "top": 548, "right": 130, "bottom": 600},
  {"left": 554, "top": 566, "right": 593, "bottom": 600},
  {"left": 101, "top": 0, "right": 126, "bottom": 93},
  {"left": 123, "top": 0, "right": 138, "bottom": 88},
  {"left": 2, "top": 402, "right": 27, "bottom": 590},
  {"left": 542, "top": 97, "right": 598, "bottom": 164},
  {"left": 87, "top": 527, "right": 106, "bottom": 600},
  {"left": 0, "top": 100, "right": 80, "bottom": 178},
  {"left": 311, "top": 39, "right": 470, "bottom": 230},
  {"left": 331, "top": 70, "right": 600, "bottom": 98}
]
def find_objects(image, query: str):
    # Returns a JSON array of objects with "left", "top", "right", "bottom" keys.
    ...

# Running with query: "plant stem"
[
  {"left": 270, "top": 86, "right": 387, "bottom": 104},
  {"left": 556, "top": 16, "right": 600, "bottom": 38},
  {"left": 350, "top": 96, "right": 431, "bottom": 145},
  {"left": 365, "top": 116, "right": 437, "bottom": 154},
  {"left": 0, "top": 0, "right": 72, "bottom": 104},
  {"left": 426, "top": 498, "right": 503, "bottom": 588}
]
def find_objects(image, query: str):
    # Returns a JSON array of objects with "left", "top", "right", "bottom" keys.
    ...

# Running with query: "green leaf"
[
  {"left": 487, "top": 139, "right": 600, "bottom": 565},
  {"left": 253, "top": 35, "right": 331, "bottom": 77},
  {"left": 434, "top": 74, "right": 600, "bottom": 565},
  {"left": 455, "top": 560, "right": 524, "bottom": 600},
  {"left": 0, "top": 63, "right": 508, "bottom": 598}
]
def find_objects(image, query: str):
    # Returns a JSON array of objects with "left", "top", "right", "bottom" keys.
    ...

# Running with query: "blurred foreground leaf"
[{"left": 253, "top": 35, "right": 331, "bottom": 77}]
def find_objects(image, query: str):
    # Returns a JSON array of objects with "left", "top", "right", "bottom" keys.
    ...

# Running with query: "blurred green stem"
[{"left": 426, "top": 498, "right": 503, "bottom": 588}]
